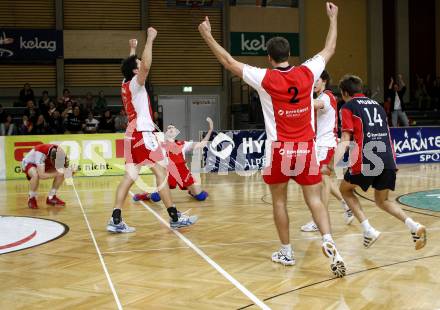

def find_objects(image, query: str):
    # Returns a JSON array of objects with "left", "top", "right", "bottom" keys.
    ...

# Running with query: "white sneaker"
[
  {"left": 271, "top": 248, "right": 295, "bottom": 266},
  {"left": 342, "top": 202, "right": 355, "bottom": 225},
  {"left": 363, "top": 228, "right": 381, "bottom": 248},
  {"left": 107, "top": 218, "right": 136, "bottom": 233},
  {"left": 411, "top": 224, "right": 427, "bottom": 250},
  {"left": 301, "top": 221, "right": 319, "bottom": 232},
  {"left": 321, "top": 241, "right": 346, "bottom": 278}
]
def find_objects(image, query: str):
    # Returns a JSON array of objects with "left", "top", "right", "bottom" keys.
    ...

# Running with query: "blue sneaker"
[
  {"left": 107, "top": 218, "right": 136, "bottom": 233},
  {"left": 170, "top": 213, "right": 198, "bottom": 229}
]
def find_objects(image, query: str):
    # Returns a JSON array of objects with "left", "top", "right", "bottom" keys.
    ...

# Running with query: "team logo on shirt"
[{"left": 0, "top": 216, "right": 68, "bottom": 255}]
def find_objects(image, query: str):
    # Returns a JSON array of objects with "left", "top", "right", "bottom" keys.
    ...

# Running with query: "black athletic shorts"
[{"left": 344, "top": 169, "right": 396, "bottom": 192}]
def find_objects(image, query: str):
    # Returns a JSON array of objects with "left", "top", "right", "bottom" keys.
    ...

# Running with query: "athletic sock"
[
  {"left": 167, "top": 205, "right": 178, "bottom": 222},
  {"left": 361, "top": 219, "right": 373, "bottom": 233},
  {"left": 405, "top": 217, "right": 418, "bottom": 232},
  {"left": 341, "top": 200, "right": 349, "bottom": 210},
  {"left": 322, "top": 234, "right": 334, "bottom": 244},
  {"left": 29, "top": 191, "right": 37, "bottom": 199},
  {"left": 48, "top": 188, "right": 57, "bottom": 199},
  {"left": 281, "top": 243, "right": 292, "bottom": 256},
  {"left": 112, "top": 208, "right": 122, "bottom": 225}
]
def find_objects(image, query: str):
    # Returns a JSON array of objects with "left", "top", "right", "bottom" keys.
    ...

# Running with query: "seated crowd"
[{"left": 0, "top": 87, "right": 128, "bottom": 136}]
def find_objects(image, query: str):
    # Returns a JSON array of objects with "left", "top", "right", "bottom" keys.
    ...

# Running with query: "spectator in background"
[
  {"left": 94, "top": 90, "right": 107, "bottom": 115},
  {"left": 65, "top": 106, "right": 84, "bottom": 134},
  {"left": 415, "top": 76, "right": 431, "bottom": 110},
  {"left": 19, "top": 83, "right": 35, "bottom": 104},
  {"left": 62, "top": 88, "right": 72, "bottom": 104},
  {"left": 82, "top": 92, "right": 95, "bottom": 113},
  {"left": 61, "top": 100, "right": 74, "bottom": 119},
  {"left": 0, "top": 114, "right": 17, "bottom": 136},
  {"left": 387, "top": 75, "right": 409, "bottom": 127},
  {"left": 19, "top": 115, "right": 33, "bottom": 135},
  {"left": 114, "top": 108, "right": 127, "bottom": 133},
  {"left": 99, "top": 109, "right": 114, "bottom": 133},
  {"left": 48, "top": 110, "right": 65, "bottom": 134},
  {"left": 0, "top": 104, "right": 6, "bottom": 123},
  {"left": 32, "top": 114, "right": 49, "bottom": 135},
  {"left": 47, "top": 101, "right": 57, "bottom": 117},
  {"left": 83, "top": 111, "right": 99, "bottom": 133},
  {"left": 38, "top": 91, "right": 53, "bottom": 117}
]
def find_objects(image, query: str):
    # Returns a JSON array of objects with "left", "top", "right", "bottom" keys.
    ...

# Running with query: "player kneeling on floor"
[
  {"left": 22, "top": 143, "right": 69, "bottom": 209},
  {"left": 133, "top": 117, "right": 213, "bottom": 203}
]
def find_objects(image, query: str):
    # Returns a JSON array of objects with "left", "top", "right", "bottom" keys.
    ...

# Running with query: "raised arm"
[
  {"left": 137, "top": 27, "right": 157, "bottom": 86},
  {"left": 388, "top": 77, "right": 394, "bottom": 90},
  {"left": 317, "top": 2, "right": 338, "bottom": 64},
  {"left": 129, "top": 39, "right": 137, "bottom": 56},
  {"left": 191, "top": 117, "right": 214, "bottom": 150},
  {"left": 398, "top": 74, "right": 405, "bottom": 87},
  {"left": 199, "top": 16, "right": 244, "bottom": 78}
]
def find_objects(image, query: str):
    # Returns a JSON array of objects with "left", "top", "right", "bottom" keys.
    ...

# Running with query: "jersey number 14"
[{"left": 364, "top": 107, "right": 383, "bottom": 127}]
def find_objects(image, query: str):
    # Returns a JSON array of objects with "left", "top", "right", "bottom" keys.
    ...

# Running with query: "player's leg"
[
  {"left": 329, "top": 178, "right": 353, "bottom": 224},
  {"left": 340, "top": 179, "right": 381, "bottom": 248},
  {"left": 302, "top": 183, "right": 346, "bottom": 277},
  {"left": 150, "top": 163, "right": 197, "bottom": 229},
  {"left": 26, "top": 166, "right": 39, "bottom": 209},
  {"left": 269, "top": 182, "right": 295, "bottom": 266},
  {"left": 374, "top": 189, "right": 426, "bottom": 250},
  {"left": 107, "top": 163, "right": 139, "bottom": 233},
  {"left": 46, "top": 169, "right": 66, "bottom": 206}
]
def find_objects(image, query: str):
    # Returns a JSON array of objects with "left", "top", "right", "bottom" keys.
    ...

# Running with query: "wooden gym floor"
[{"left": 0, "top": 164, "right": 440, "bottom": 309}]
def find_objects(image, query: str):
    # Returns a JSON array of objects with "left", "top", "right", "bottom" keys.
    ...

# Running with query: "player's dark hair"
[
  {"left": 121, "top": 55, "right": 138, "bottom": 81},
  {"left": 321, "top": 70, "right": 331, "bottom": 87},
  {"left": 339, "top": 75, "right": 363, "bottom": 96},
  {"left": 266, "top": 37, "right": 290, "bottom": 63}
]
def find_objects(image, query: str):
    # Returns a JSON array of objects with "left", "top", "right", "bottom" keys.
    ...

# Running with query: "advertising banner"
[
  {"left": 390, "top": 127, "right": 440, "bottom": 164},
  {"left": 2, "top": 134, "right": 151, "bottom": 180},
  {"left": 0, "top": 29, "right": 63, "bottom": 61},
  {"left": 203, "top": 127, "right": 440, "bottom": 172},
  {"left": 230, "top": 32, "right": 299, "bottom": 56}
]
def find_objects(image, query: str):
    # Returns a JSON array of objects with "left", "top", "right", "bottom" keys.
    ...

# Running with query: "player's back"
[
  {"left": 261, "top": 65, "right": 315, "bottom": 142},
  {"left": 121, "top": 75, "right": 154, "bottom": 132},
  {"left": 342, "top": 95, "right": 396, "bottom": 173}
]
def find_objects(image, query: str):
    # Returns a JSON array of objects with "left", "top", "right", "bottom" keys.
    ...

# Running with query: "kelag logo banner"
[
  {"left": 2, "top": 134, "right": 151, "bottom": 180},
  {"left": 230, "top": 32, "right": 299, "bottom": 56},
  {"left": 0, "top": 29, "right": 63, "bottom": 60},
  {"left": 390, "top": 127, "right": 440, "bottom": 164}
]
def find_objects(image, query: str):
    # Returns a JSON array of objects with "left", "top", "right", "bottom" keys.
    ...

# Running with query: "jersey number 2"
[{"left": 288, "top": 87, "right": 299, "bottom": 104}]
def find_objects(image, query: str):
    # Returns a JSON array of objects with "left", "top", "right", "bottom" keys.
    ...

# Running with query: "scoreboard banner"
[
  {"left": 1, "top": 133, "right": 152, "bottom": 180},
  {"left": 203, "top": 127, "right": 440, "bottom": 172}
]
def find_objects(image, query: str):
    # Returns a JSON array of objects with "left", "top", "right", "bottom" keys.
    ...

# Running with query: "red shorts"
[
  {"left": 125, "top": 131, "right": 164, "bottom": 165},
  {"left": 262, "top": 140, "right": 322, "bottom": 185},
  {"left": 167, "top": 162, "right": 195, "bottom": 190},
  {"left": 23, "top": 163, "right": 55, "bottom": 180},
  {"left": 317, "top": 146, "right": 335, "bottom": 168}
]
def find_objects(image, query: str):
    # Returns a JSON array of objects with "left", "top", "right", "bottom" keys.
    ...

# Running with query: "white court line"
[
  {"left": 129, "top": 191, "right": 271, "bottom": 310},
  {"left": 72, "top": 182, "right": 123, "bottom": 310},
  {"left": 102, "top": 226, "right": 440, "bottom": 255}
]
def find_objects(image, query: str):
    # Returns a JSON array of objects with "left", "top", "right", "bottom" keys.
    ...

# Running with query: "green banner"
[{"left": 230, "top": 32, "right": 299, "bottom": 56}]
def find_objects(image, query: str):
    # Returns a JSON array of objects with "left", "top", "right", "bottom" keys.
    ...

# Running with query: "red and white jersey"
[
  {"left": 164, "top": 140, "right": 195, "bottom": 165},
  {"left": 316, "top": 90, "right": 338, "bottom": 148},
  {"left": 22, "top": 144, "right": 56, "bottom": 167},
  {"left": 243, "top": 54, "right": 326, "bottom": 142},
  {"left": 121, "top": 75, "right": 155, "bottom": 132}
]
